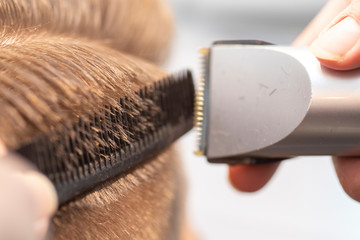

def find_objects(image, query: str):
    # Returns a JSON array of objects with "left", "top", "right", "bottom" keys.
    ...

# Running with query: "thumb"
[
  {"left": 310, "top": 0, "right": 360, "bottom": 70},
  {"left": 0, "top": 142, "right": 58, "bottom": 240}
]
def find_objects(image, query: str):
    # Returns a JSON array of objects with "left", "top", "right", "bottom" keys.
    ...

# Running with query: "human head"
[{"left": 0, "top": 0, "right": 187, "bottom": 239}]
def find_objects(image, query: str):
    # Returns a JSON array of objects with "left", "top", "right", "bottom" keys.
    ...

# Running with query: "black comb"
[{"left": 15, "top": 70, "right": 194, "bottom": 205}]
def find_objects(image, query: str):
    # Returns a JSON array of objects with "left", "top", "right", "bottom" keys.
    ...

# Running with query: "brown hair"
[
  {"left": 53, "top": 145, "right": 185, "bottom": 240},
  {"left": 0, "top": 0, "right": 173, "bottom": 63},
  {"left": 0, "top": 0, "right": 187, "bottom": 239}
]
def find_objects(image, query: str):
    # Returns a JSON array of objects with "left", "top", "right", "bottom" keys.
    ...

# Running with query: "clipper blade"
[{"left": 194, "top": 48, "right": 209, "bottom": 156}]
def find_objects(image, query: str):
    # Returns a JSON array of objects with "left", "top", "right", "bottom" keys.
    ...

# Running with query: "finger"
[
  {"left": 228, "top": 162, "right": 280, "bottom": 192},
  {"left": 229, "top": 0, "right": 349, "bottom": 195},
  {"left": 293, "top": 0, "right": 350, "bottom": 46},
  {"left": 0, "top": 141, "right": 58, "bottom": 240},
  {"left": 333, "top": 157, "right": 360, "bottom": 201},
  {"left": 310, "top": 0, "right": 360, "bottom": 70}
]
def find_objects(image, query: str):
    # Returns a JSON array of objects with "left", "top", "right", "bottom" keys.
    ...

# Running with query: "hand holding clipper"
[{"left": 223, "top": 0, "right": 360, "bottom": 200}]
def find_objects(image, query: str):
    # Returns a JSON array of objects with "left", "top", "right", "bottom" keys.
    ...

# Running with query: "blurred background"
[{"left": 165, "top": 0, "right": 360, "bottom": 239}]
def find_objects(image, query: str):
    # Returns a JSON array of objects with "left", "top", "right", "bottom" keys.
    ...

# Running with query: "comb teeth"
[
  {"left": 15, "top": 70, "right": 194, "bottom": 205},
  {"left": 194, "top": 48, "right": 209, "bottom": 156}
]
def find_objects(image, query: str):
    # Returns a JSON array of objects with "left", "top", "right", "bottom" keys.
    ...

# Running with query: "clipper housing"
[{"left": 196, "top": 40, "right": 360, "bottom": 164}]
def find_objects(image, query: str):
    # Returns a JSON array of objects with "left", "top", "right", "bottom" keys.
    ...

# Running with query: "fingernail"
[
  {"left": 0, "top": 140, "right": 7, "bottom": 156},
  {"left": 310, "top": 16, "right": 360, "bottom": 61}
]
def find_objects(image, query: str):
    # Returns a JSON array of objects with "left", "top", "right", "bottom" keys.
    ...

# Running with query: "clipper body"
[{"left": 196, "top": 41, "right": 360, "bottom": 164}]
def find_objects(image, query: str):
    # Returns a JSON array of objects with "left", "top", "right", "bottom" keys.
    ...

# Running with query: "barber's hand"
[
  {"left": 0, "top": 142, "right": 58, "bottom": 240},
  {"left": 229, "top": 0, "right": 360, "bottom": 201}
]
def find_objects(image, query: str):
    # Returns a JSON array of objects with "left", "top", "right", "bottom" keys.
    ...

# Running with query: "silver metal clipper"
[{"left": 195, "top": 40, "right": 360, "bottom": 164}]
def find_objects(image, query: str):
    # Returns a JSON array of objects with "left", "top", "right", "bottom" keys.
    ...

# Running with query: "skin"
[
  {"left": 229, "top": 0, "right": 360, "bottom": 202},
  {"left": 2, "top": 1, "right": 360, "bottom": 238},
  {"left": 0, "top": 141, "right": 57, "bottom": 240}
]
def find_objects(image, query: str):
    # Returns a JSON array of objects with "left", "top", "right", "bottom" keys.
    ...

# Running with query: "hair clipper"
[{"left": 195, "top": 40, "right": 360, "bottom": 164}]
